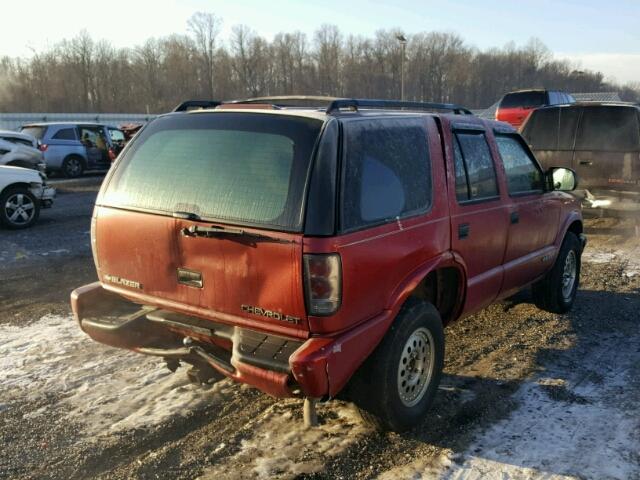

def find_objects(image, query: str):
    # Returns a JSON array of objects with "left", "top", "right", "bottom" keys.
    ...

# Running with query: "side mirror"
[{"left": 547, "top": 167, "right": 577, "bottom": 191}]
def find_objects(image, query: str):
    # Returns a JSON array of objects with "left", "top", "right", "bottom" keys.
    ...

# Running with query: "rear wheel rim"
[
  {"left": 65, "top": 158, "right": 81, "bottom": 176},
  {"left": 5, "top": 192, "right": 35, "bottom": 225},
  {"left": 562, "top": 250, "right": 577, "bottom": 300},
  {"left": 397, "top": 327, "right": 435, "bottom": 407}
]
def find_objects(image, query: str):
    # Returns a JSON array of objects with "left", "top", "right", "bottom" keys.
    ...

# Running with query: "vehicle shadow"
[{"left": 390, "top": 285, "right": 640, "bottom": 477}]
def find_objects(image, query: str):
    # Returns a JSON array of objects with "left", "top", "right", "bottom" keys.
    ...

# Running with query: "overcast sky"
[{"left": 2, "top": 0, "right": 639, "bottom": 84}]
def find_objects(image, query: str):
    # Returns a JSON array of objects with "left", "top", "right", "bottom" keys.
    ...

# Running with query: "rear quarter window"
[
  {"left": 341, "top": 118, "right": 431, "bottom": 232},
  {"left": 20, "top": 126, "right": 47, "bottom": 140}
]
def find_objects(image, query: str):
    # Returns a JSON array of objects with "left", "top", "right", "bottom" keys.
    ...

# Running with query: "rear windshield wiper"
[{"left": 180, "top": 224, "right": 293, "bottom": 244}]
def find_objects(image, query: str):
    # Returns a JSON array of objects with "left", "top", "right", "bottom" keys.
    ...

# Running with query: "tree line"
[{"left": 1, "top": 12, "right": 638, "bottom": 113}]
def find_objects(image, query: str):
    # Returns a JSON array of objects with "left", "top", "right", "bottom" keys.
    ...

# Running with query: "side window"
[
  {"left": 548, "top": 92, "right": 559, "bottom": 105},
  {"left": 495, "top": 135, "right": 544, "bottom": 194},
  {"left": 576, "top": 107, "right": 640, "bottom": 151},
  {"left": 52, "top": 128, "right": 77, "bottom": 140},
  {"left": 557, "top": 107, "right": 581, "bottom": 150},
  {"left": 109, "top": 129, "right": 125, "bottom": 144},
  {"left": 454, "top": 131, "right": 499, "bottom": 202},
  {"left": 521, "top": 107, "right": 559, "bottom": 150},
  {"left": 341, "top": 118, "right": 431, "bottom": 231}
]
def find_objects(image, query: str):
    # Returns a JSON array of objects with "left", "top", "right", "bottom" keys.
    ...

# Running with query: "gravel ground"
[{"left": 0, "top": 182, "right": 638, "bottom": 480}]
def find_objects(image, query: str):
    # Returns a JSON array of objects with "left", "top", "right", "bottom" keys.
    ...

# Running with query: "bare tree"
[{"left": 188, "top": 12, "right": 222, "bottom": 99}]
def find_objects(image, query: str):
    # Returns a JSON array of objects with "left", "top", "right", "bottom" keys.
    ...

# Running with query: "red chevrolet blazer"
[{"left": 71, "top": 97, "right": 585, "bottom": 432}]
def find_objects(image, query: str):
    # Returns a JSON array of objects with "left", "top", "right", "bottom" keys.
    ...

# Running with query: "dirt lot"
[{"left": 1, "top": 180, "right": 639, "bottom": 480}]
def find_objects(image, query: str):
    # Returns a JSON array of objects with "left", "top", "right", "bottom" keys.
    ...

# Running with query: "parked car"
[
  {"left": 496, "top": 89, "right": 575, "bottom": 128},
  {"left": 0, "top": 130, "right": 46, "bottom": 172},
  {"left": 0, "top": 165, "right": 55, "bottom": 228},
  {"left": 71, "top": 97, "right": 585, "bottom": 432},
  {"left": 19, "top": 123, "right": 125, "bottom": 178},
  {"left": 521, "top": 102, "right": 640, "bottom": 216}
]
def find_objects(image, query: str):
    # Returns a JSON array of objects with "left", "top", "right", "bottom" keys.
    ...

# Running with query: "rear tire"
[
  {"left": 0, "top": 187, "right": 40, "bottom": 229},
  {"left": 348, "top": 299, "right": 444, "bottom": 432},
  {"left": 532, "top": 232, "right": 581, "bottom": 314},
  {"left": 62, "top": 156, "right": 84, "bottom": 178}
]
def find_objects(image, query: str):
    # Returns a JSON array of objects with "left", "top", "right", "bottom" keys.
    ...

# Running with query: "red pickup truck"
[{"left": 71, "top": 97, "right": 585, "bottom": 432}]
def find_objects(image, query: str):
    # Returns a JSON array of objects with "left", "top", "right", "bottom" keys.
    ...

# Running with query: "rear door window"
[
  {"left": 341, "top": 117, "right": 431, "bottom": 231},
  {"left": 495, "top": 135, "right": 544, "bottom": 194},
  {"left": 102, "top": 113, "right": 323, "bottom": 232},
  {"left": 453, "top": 131, "right": 499, "bottom": 202},
  {"left": 500, "top": 91, "right": 546, "bottom": 109}
]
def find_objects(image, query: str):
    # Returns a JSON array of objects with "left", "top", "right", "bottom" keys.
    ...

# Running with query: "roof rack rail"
[
  {"left": 173, "top": 100, "right": 221, "bottom": 112},
  {"left": 227, "top": 95, "right": 341, "bottom": 106},
  {"left": 325, "top": 99, "right": 473, "bottom": 115}
]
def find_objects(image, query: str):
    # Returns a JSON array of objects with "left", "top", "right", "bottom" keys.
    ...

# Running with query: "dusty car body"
[
  {"left": 521, "top": 102, "right": 640, "bottom": 217},
  {"left": 71, "top": 97, "right": 585, "bottom": 431},
  {"left": 0, "top": 131, "right": 46, "bottom": 172},
  {"left": 0, "top": 165, "right": 55, "bottom": 228}
]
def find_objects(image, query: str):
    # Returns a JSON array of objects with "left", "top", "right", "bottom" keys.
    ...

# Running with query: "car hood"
[{"left": 0, "top": 165, "right": 43, "bottom": 183}]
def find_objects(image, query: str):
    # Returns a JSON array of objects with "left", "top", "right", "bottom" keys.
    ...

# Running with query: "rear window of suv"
[
  {"left": 500, "top": 91, "right": 546, "bottom": 109},
  {"left": 20, "top": 126, "right": 47, "bottom": 140},
  {"left": 101, "top": 112, "right": 323, "bottom": 231}
]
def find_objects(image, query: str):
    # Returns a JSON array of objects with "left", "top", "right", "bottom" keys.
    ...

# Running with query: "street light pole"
[{"left": 396, "top": 34, "right": 407, "bottom": 101}]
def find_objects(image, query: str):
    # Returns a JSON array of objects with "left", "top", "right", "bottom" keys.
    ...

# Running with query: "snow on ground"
[
  {"left": 582, "top": 248, "right": 640, "bottom": 277},
  {"left": 199, "top": 400, "right": 372, "bottom": 480},
  {"left": 379, "top": 333, "right": 640, "bottom": 480},
  {"left": 0, "top": 315, "right": 226, "bottom": 436}
]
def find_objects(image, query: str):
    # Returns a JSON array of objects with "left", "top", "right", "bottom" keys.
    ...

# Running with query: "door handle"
[
  {"left": 510, "top": 211, "right": 519, "bottom": 224},
  {"left": 458, "top": 223, "right": 470, "bottom": 239},
  {"left": 579, "top": 161, "right": 593, "bottom": 166}
]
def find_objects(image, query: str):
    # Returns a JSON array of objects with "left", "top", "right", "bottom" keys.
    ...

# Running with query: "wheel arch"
[
  {"left": 0, "top": 182, "right": 31, "bottom": 197},
  {"left": 386, "top": 252, "right": 467, "bottom": 326}
]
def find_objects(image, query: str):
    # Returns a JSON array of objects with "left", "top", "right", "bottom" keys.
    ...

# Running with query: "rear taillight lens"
[
  {"left": 303, "top": 254, "right": 341, "bottom": 316},
  {"left": 90, "top": 210, "right": 100, "bottom": 272},
  {"left": 39, "top": 143, "right": 48, "bottom": 152}
]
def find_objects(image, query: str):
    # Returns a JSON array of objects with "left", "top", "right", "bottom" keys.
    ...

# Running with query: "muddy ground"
[{"left": 0, "top": 180, "right": 638, "bottom": 480}]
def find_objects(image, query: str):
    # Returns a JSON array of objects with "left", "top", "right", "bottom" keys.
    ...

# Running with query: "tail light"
[
  {"left": 90, "top": 210, "right": 100, "bottom": 272},
  {"left": 39, "top": 143, "right": 48, "bottom": 152},
  {"left": 108, "top": 148, "right": 116, "bottom": 162},
  {"left": 303, "top": 254, "right": 341, "bottom": 316}
]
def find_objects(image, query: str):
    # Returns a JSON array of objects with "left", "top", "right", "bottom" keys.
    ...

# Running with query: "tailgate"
[{"left": 95, "top": 206, "right": 309, "bottom": 335}]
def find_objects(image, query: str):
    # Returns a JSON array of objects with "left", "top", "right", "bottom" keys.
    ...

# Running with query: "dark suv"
[
  {"left": 521, "top": 102, "right": 640, "bottom": 217},
  {"left": 496, "top": 89, "right": 575, "bottom": 128},
  {"left": 71, "top": 97, "right": 585, "bottom": 432}
]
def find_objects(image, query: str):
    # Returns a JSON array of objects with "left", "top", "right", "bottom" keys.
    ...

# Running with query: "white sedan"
[{"left": 0, "top": 165, "right": 55, "bottom": 229}]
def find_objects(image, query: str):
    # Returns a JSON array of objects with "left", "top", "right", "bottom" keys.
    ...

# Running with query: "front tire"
[
  {"left": 349, "top": 299, "right": 445, "bottom": 432},
  {"left": 0, "top": 187, "right": 40, "bottom": 229},
  {"left": 532, "top": 232, "right": 581, "bottom": 314}
]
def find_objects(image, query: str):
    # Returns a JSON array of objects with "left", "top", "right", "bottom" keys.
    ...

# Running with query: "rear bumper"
[{"left": 71, "top": 282, "right": 387, "bottom": 399}]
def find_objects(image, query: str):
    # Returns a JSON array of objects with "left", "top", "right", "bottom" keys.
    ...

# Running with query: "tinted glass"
[
  {"left": 521, "top": 107, "right": 559, "bottom": 150},
  {"left": 495, "top": 135, "right": 544, "bottom": 194},
  {"left": 557, "top": 107, "right": 581, "bottom": 150},
  {"left": 500, "top": 91, "right": 546, "bottom": 109},
  {"left": 20, "top": 126, "right": 46, "bottom": 139},
  {"left": 454, "top": 131, "right": 499, "bottom": 201},
  {"left": 566, "top": 94, "right": 576, "bottom": 104},
  {"left": 52, "top": 128, "right": 76, "bottom": 140},
  {"left": 575, "top": 106, "right": 640, "bottom": 151},
  {"left": 341, "top": 118, "right": 430, "bottom": 231},
  {"left": 549, "top": 92, "right": 560, "bottom": 104},
  {"left": 453, "top": 138, "right": 469, "bottom": 201},
  {"left": 102, "top": 113, "right": 323, "bottom": 232}
]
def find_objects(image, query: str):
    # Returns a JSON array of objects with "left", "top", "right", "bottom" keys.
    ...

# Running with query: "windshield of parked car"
[
  {"left": 20, "top": 126, "right": 47, "bottom": 140},
  {"left": 101, "top": 112, "right": 323, "bottom": 231},
  {"left": 500, "top": 91, "right": 546, "bottom": 108}
]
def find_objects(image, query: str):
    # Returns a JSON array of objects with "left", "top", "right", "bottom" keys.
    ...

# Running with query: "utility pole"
[{"left": 396, "top": 34, "right": 407, "bottom": 101}]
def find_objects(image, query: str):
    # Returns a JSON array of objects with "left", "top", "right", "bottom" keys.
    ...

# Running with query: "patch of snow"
[
  {"left": 200, "top": 400, "right": 372, "bottom": 480},
  {"left": 0, "top": 315, "right": 225, "bottom": 436}
]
